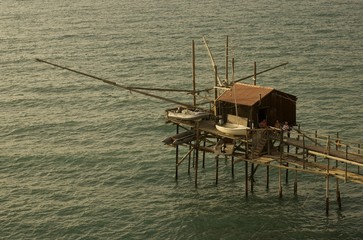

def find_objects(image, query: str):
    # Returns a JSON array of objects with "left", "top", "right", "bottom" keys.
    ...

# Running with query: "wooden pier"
[{"left": 164, "top": 116, "right": 363, "bottom": 215}]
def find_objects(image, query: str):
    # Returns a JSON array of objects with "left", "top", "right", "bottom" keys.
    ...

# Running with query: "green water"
[{"left": 1, "top": 0, "right": 362, "bottom": 239}]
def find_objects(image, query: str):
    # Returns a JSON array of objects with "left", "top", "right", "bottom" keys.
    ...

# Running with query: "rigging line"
[
  {"left": 126, "top": 86, "right": 195, "bottom": 93},
  {"left": 233, "top": 62, "right": 289, "bottom": 83},
  {"left": 203, "top": 62, "right": 289, "bottom": 91},
  {"left": 35, "top": 58, "right": 209, "bottom": 111}
]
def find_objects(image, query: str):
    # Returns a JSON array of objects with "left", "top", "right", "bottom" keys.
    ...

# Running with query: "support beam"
[
  {"left": 232, "top": 156, "right": 235, "bottom": 179},
  {"left": 294, "top": 167, "right": 298, "bottom": 196},
  {"left": 279, "top": 166, "right": 283, "bottom": 198},
  {"left": 175, "top": 125, "right": 179, "bottom": 180},
  {"left": 336, "top": 178, "right": 342, "bottom": 210},
  {"left": 285, "top": 163, "right": 289, "bottom": 184},
  {"left": 326, "top": 158, "right": 330, "bottom": 215},
  {"left": 216, "top": 155, "right": 219, "bottom": 185},
  {"left": 251, "top": 163, "right": 254, "bottom": 193},
  {"left": 266, "top": 165, "right": 270, "bottom": 189},
  {"left": 245, "top": 161, "right": 249, "bottom": 197}
]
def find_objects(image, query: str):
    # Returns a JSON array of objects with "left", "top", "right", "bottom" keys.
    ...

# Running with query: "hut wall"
[{"left": 216, "top": 90, "right": 296, "bottom": 128}]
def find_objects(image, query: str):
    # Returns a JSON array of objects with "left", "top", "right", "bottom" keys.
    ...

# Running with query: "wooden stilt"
[
  {"left": 279, "top": 166, "right": 282, "bottom": 198},
  {"left": 202, "top": 139, "right": 206, "bottom": 168},
  {"left": 192, "top": 40, "right": 196, "bottom": 107},
  {"left": 358, "top": 144, "right": 361, "bottom": 174},
  {"left": 251, "top": 163, "right": 254, "bottom": 193},
  {"left": 253, "top": 62, "right": 257, "bottom": 85},
  {"left": 303, "top": 134, "right": 306, "bottom": 169},
  {"left": 245, "top": 161, "right": 249, "bottom": 197},
  {"left": 294, "top": 166, "right": 298, "bottom": 196},
  {"left": 266, "top": 165, "right": 270, "bottom": 190},
  {"left": 314, "top": 130, "right": 317, "bottom": 162},
  {"left": 214, "top": 66, "right": 218, "bottom": 115},
  {"left": 225, "top": 36, "right": 229, "bottom": 84},
  {"left": 326, "top": 158, "right": 330, "bottom": 215},
  {"left": 231, "top": 156, "right": 235, "bottom": 179},
  {"left": 285, "top": 163, "right": 289, "bottom": 184},
  {"left": 336, "top": 178, "right": 342, "bottom": 210},
  {"left": 175, "top": 125, "right": 179, "bottom": 180},
  {"left": 194, "top": 122, "right": 200, "bottom": 187},
  {"left": 195, "top": 149, "right": 198, "bottom": 187},
  {"left": 216, "top": 155, "right": 219, "bottom": 185},
  {"left": 188, "top": 144, "right": 191, "bottom": 175},
  {"left": 295, "top": 125, "right": 300, "bottom": 155},
  {"left": 345, "top": 145, "right": 348, "bottom": 182},
  {"left": 279, "top": 129, "right": 283, "bottom": 198}
]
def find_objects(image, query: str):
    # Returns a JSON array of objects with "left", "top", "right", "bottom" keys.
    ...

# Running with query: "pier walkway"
[{"left": 165, "top": 117, "right": 363, "bottom": 214}]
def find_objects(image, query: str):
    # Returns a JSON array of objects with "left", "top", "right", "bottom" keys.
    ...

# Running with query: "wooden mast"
[
  {"left": 192, "top": 40, "right": 196, "bottom": 107},
  {"left": 253, "top": 61, "right": 257, "bottom": 85},
  {"left": 225, "top": 35, "right": 228, "bottom": 84}
]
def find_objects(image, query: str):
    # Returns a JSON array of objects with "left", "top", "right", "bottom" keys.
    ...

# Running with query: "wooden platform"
[{"left": 166, "top": 117, "right": 363, "bottom": 187}]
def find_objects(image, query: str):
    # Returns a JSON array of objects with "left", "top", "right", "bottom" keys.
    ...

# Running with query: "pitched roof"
[{"left": 216, "top": 83, "right": 275, "bottom": 106}]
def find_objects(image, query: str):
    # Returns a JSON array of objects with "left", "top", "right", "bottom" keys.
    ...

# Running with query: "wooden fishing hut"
[
  {"left": 163, "top": 38, "right": 363, "bottom": 216},
  {"left": 35, "top": 37, "right": 363, "bottom": 216},
  {"left": 216, "top": 83, "right": 297, "bottom": 128}
]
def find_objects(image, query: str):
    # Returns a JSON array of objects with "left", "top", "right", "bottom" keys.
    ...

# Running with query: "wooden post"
[
  {"left": 295, "top": 126, "right": 300, "bottom": 154},
  {"left": 194, "top": 122, "right": 200, "bottom": 187},
  {"left": 232, "top": 156, "right": 235, "bottom": 179},
  {"left": 327, "top": 135, "right": 331, "bottom": 154},
  {"left": 279, "top": 166, "right": 282, "bottom": 198},
  {"left": 192, "top": 40, "right": 196, "bottom": 107},
  {"left": 245, "top": 161, "right": 249, "bottom": 197},
  {"left": 303, "top": 134, "right": 306, "bottom": 169},
  {"left": 285, "top": 163, "right": 289, "bottom": 184},
  {"left": 232, "top": 58, "right": 235, "bottom": 82},
  {"left": 336, "top": 178, "right": 342, "bottom": 210},
  {"left": 175, "top": 124, "right": 179, "bottom": 180},
  {"left": 358, "top": 144, "right": 361, "bottom": 174},
  {"left": 225, "top": 35, "right": 228, "bottom": 84},
  {"left": 214, "top": 65, "right": 218, "bottom": 116},
  {"left": 251, "top": 163, "right": 254, "bottom": 193},
  {"left": 216, "top": 155, "right": 219, "bottom": 185},
  {"left": 253, "top": 62, "right": 257, "bottom": 85},
  {"left": 188, "top": 144, "right": 191, "bottom": 175},
  {"left": 266, "top": 165, "right": 270, "bottom": 190},
  {"left": 202, "top": 139, "right": 206, "bottom": 168},
  {"left": 195, "top": 146, "right": 198, "bottom": 187},
  {"left": 279, "top": 130, "right": 283, "bottom": 198},
  {"left": 345, "top": 145, "right": 348, "bottom": 182},
  {"left": 326, "top": 158, "right": 330, "bottom": 215},
  {"left": 294, "top": 166, "right": 298, "bottom": 196},
  {"left": 314, "top": 130, "right": 317, "bottom": 162}
]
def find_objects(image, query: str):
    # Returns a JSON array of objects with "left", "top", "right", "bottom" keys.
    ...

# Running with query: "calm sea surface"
[{"left": 1, "top": 0, "right": 362, "bottom": 239}]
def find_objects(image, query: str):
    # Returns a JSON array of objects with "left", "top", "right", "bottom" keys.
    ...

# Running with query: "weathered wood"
[
  {"left": 216, "top": 155, "right": 219, "bottom": 185},
  {"left": 36, "top": 58, "right": 207, "bottom": 111},
  {"left": 326, "top": 158, "right": 330, "bottom": 215},
  {"left": 175, "top": 125, "right": 179, "bottom": 180},
  {"left": 225, "top": 36, "right": 229, "bottom": 84},
  {"left": 234, "top": 62, "right": 288, "bottom": 83},
  {"left": 336, "top": 178, "right": 342, "bottom": 210},
  {"left": 294, "top": 167, "right": 298, "bottom": 196},
  {"left": 253, "top": 62, "right": 257, "bottom": 85},
  {"left": 245, "top": 161, "right": 249, "bottom": 197},
  {"left": 192, "top": 40, "right": 196, "bottom": 107},
  {"left": 266, "top": 165, "right": 270, "bottom": 189},
  {"left": 232, "top": 156, "right": 235, "bottom": 178},
  {"left": 203, "top": 36, "right": 222, "bottom": 86},
  {"left": 251, "top": 163, "right": 254, "bottom": 193}
]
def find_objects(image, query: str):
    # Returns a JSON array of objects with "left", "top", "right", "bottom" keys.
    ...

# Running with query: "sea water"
[{"left": 1, "top": 0, "right": 362, "bottom": 239}]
